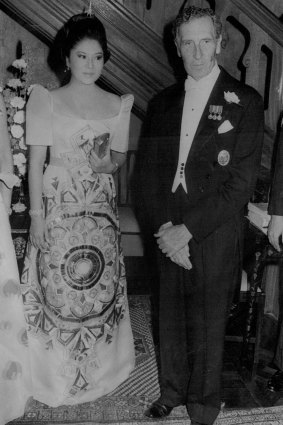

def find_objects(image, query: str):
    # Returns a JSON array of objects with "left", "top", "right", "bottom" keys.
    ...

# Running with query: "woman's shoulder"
[
  {"left": 29, "top": 84, "right": 49, "bottom": 96},
  {"left": 120, "top": 93, "right": 134, "bottom": 112},
  {"left": 107, "top": 91, "right": 134, "bottom": 109},
  {"left": 28, "top": 84, "right": 51, "bottom": 106}
]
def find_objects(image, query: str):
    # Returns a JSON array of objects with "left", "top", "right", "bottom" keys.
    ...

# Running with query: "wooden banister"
[{"left": 230, "top": 0, "right": 283, "bottom": 47}]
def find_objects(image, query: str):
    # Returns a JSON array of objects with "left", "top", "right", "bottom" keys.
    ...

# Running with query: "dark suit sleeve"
[
  {"left": 182, "top": 91, "right": 264, "bottom": 243},
  {"left": 268, "top": 117, "right": 283, "bottom": 215}
]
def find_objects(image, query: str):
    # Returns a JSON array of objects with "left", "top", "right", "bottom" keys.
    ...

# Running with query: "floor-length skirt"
[{"left": 21, "top": 166, "right": 135, "bottom": 407}]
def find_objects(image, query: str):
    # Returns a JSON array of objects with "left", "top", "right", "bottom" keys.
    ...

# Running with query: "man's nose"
[{"left": 193, "top": 44, "right": 202, "bottom": 59}]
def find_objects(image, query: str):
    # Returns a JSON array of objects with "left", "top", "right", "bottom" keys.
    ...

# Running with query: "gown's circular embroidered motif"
[{"left": 60, "top": 245, "right": 105, "bottom": 291}]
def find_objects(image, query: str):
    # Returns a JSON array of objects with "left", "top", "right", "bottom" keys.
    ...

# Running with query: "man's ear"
[
  {"left": 216, "top": 34, "right": 222, "bottom": 55},
  {"left": 174, "top": 38, "right": 182, "bottom": 58}
]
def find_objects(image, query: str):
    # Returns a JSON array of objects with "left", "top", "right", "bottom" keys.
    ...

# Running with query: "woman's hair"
[
  {"left": 61, "top": 13, "right": 110, "bottom": 63},
  {"left": 172, "top": 6, "right": 222, "bottom": 40}
]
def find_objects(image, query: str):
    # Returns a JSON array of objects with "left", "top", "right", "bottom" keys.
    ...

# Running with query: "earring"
[{"left": 64, "top": 65, "right": 70, "bottom": 73}]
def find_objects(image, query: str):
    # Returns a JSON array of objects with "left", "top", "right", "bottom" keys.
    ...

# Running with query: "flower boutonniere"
[{"left": 224, "top": 91, "right": 242, "bottom": 107}]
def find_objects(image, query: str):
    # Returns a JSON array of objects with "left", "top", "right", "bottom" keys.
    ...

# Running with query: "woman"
[
  {"left": 0, "top": 93, "right": 31, "bottom": 424},
  {"left": 21, "top": 13, "right": 135, "bottom": 407}
]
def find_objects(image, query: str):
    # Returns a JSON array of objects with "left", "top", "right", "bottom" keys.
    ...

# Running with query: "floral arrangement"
[{"left": 1, "top": 57, "right": 32, "bottom": 213}]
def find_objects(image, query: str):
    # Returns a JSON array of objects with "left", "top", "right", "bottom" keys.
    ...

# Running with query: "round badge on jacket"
[{"left": 217, "top": 150, "right": 230, "bottom": 166}]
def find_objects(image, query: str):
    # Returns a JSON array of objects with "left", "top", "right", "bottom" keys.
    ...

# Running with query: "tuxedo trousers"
[{"left": 156, "top": 192, "right": 241, "bottom": 425}]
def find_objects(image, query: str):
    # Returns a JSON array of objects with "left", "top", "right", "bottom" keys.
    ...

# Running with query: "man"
[
  {"left": 139, "top": 6, "right": 264, "bottom": 425},
  {"left": 267, "top": 114, "right": 283, "bottom": 392}
]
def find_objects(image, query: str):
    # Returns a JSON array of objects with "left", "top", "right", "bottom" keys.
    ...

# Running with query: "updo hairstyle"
[{"left": 62, "top": 13, "right": 110, "bottom": 63}]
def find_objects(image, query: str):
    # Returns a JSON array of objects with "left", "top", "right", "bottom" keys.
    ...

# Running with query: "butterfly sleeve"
[
  {"left": 111, "top": 94, "right": 134, "bottom": 153},
  {"left": 26, "top": 84, "right": 53, "bottom": 146}
]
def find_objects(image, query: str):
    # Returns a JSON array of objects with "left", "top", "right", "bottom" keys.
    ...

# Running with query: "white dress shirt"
[{"left": 172, "top": 63, "right": 220, "bottom": 194}]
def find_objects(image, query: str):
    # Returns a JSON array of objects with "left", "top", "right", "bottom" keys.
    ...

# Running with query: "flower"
[
  {"left": 11, "top": 124, "right": 24, "bottom": 139},
  {"left": 13, "top": 152, "right": 27, "bottom": 167},
  {"left": 12, "top": 59, "right": 27, "bottom": 70},
  {"left": 10, "top": 96, "right": 25, "bottom": 109},
  {"left": 2, "top": 54, "right": 30, "bottom": 213},
  {"left": 12, "top": 201, "right": 27, "bottom": 213},
  {"left": 13, "top": 110, "right": 25, "bottom": 124},
  {"left": 7, "top": 79, "right": 23, "bottom": 89},
  {"left": 224, "top": 91, "right": 240, "bottom": 105},
  {"left": 17, "top": 164, "right": 26, "bottom": 176},
  {"left": 19, "top": 137, "right": 27, "bottom": 150}
]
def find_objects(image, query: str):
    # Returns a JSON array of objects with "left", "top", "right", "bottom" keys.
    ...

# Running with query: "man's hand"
[
  {"left": 268, "top": 215, "right": 283, "bottom": 251},
  {"left": 154, "top": 223, "right": 192, "bottom": 256},
  {"left": 170, "top": 245, "right": 192, "bottom": 270}
]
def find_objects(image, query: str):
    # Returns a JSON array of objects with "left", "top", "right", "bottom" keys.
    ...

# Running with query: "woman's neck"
[{"left": 67, "top": 77, "right": 99, "bottom": 97}]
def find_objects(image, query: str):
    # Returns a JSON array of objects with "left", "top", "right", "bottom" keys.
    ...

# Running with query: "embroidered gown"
[
  {"left": 21, "top": 85, "right": 135, "bottom": 407},
  {"left": 0, "top": 174, "right": 31, "bottom": 425}
]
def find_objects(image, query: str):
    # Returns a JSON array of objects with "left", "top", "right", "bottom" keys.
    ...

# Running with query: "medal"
[
  {"left": 208, "top": 105, "right": 223, "bottom": 121},
  {"left": 218, "top": 150, "right": 230, "bottom": 166}
]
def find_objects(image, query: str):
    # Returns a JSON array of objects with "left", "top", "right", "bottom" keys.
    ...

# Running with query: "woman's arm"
[
  {"left": 0, "top": 94, "right": 14, "bottom": 211},
  {"left": 28, "top": 144, "right": 49, "bottom": 251}
]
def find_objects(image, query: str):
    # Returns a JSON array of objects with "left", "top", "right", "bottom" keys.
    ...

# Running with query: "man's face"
[{"left": 175, "top": 16, "right": 222, "bottom": 80}]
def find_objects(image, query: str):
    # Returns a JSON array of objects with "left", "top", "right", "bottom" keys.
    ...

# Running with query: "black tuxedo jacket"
[{"left": 139, "top": 68, "right": 264, "bottom": 243}]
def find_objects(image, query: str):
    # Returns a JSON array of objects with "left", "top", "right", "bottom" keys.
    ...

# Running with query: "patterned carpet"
[{"left": 8, "top": 295, "right": 283, "bottom": 425}]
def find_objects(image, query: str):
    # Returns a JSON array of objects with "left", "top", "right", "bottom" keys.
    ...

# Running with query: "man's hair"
[{"left": 172, "top": 6, "right": 222, "bottom": 40}]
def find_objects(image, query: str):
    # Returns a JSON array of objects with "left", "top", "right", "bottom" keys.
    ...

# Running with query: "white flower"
[
  {"left": 12, "top": 201, "right": 27, "bottom": 213},
  {"left": 18, "top": 164, "right": 26, "bottom": 176},
  {"left": 7, "top": 78, "right": 23, "bottom": 89},
  {"left": 27, "top": 84, "right": 36, "bottom": 96},
  {"left": 19, "top": 137, "right": 27, "bottom": 150},
  {"left": 12, "top": 59, "right": 27, "bottom": 69},
  {"left": 13, "top": 152, "right": 27, "bottom": 167},
  {"left": 13, "top": 110, "right": 25, "bottom": 124},
  {"left": 10, "top": 96, "right": 25, "bottom": 109},
  {"left": 224, "top": 91, "right": 240, "bottom": 105},
  {"left": 11, "top": 124, "right": 24, "bottom": 139}
]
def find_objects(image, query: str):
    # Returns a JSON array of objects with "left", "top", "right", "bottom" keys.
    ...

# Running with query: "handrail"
[{"left": 230, "top": 0, "right": 283, "bottom": 47}]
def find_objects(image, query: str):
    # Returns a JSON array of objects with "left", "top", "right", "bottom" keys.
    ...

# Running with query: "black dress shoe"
[
  {"left": 267, "top": 370, "right": 283, "bottom": 392},
  {"left": 144, "top": 400, "right": 173, "bottom": 418}
]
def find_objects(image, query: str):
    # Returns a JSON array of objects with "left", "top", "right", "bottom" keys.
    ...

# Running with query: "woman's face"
[{"left": 67, "top": 38, "right": 104, "bottom": 85}]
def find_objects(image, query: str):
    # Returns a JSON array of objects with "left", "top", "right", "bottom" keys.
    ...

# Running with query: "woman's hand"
[
  {"left": 29, "top": 216, "right": 49, "bottom": 252},
  {"left": 88, "top": 146, "right": 116, "bottom": 174}
]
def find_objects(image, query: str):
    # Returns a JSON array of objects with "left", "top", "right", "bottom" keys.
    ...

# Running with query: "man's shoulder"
[{"left": 219, "top": 68, "right": 262, "bottom": 104}]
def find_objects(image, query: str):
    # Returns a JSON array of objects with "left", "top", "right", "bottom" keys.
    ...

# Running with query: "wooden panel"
[{"left": 229, "top": 0, "right": 283, "bottom": 47}]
